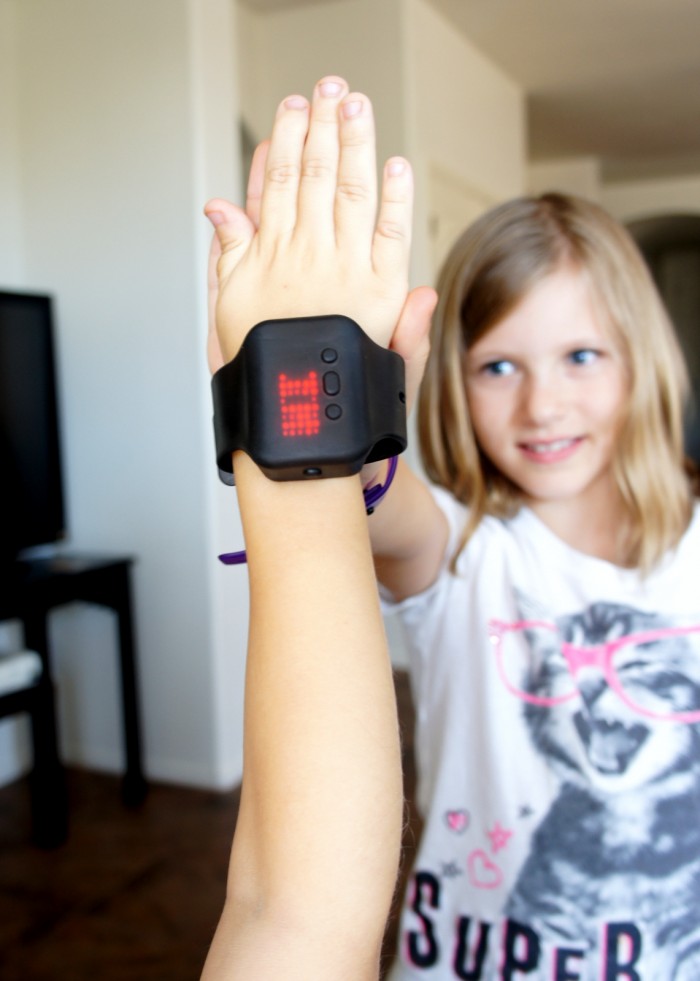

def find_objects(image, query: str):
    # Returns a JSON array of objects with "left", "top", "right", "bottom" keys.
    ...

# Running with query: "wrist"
[
  {"left": 218, "top": 453, "right": 398, "bottom": 565},
  {"left": 360, "top": 459, "right": 386, "bottom": 491},
  {"left": 234, "top": 451, "right": 367, "bottom": 558}
]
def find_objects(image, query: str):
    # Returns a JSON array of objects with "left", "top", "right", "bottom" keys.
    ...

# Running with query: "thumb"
[
  {"left": 204, "top": 197, "right": 255, "bottom": 278},
  {"left": 390, "top": 285, "right": 437, "bottom": 413},
  {"left": 204, "top": 198, "right": 256, "bottom": 374}
]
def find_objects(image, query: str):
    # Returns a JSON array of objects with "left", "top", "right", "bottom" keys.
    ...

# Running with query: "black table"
[{"left": 0, "top": 554, "right": 148, "bottom": 818}]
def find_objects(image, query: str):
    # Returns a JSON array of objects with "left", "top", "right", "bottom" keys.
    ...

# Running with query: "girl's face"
[{"left": 464, "top": 264, "right": 629, "bottom": 537}]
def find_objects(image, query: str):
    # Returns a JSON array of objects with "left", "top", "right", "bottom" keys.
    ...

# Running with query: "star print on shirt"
[
  {"left": 487, "top": 821, "right": 513, "bottom": 853},
  {"left": 440, "top": 860, "right": 463, "bottom": 879}
]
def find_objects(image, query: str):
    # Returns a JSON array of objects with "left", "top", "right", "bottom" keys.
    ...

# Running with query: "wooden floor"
[{"left": 0, "top": 671, "right": 419, "bottom": 980}]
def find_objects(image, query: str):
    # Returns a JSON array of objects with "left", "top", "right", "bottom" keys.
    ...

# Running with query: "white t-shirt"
[{"left": 386, "top": 487, "right": 700, "bottom": 981}]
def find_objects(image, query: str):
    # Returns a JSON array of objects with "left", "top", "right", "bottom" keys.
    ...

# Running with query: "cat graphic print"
[
  {"left": 497, "top": 600, "right": 700, "bottom": 978},
  {"left": 404, "top": 599, "right": 700, "bottom": 979}
]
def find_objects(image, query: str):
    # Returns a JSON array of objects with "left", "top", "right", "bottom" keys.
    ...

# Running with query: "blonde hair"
[{"left": 418, "top": 192, "right": 694, "bottom": 572}]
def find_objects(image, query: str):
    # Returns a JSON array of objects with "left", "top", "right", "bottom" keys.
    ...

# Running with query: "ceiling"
[{"left": 240, "top": 0, "right": 700, "bottom": 180}]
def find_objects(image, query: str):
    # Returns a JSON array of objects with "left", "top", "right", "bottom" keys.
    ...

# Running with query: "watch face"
[
  {"left": 278, "top": 370, "right": 321, "bottom": 437},
  {"left": 269, "top": 326, "right": 347, "bottom": 448},
  {"left": 254, "top": 320, "right": 364, "bottom": 476}
]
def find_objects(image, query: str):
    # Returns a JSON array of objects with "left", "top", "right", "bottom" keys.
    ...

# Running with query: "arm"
[
  {"left": 369, "top": 459, "right": 449, "bottom": 601},
  {"left": 361, "top": 301, "right": 450, "bottom": 602},
  {"left": 203, "top": 459, "right": 401, "bottom": 979},
  {"left": 201, "top": 77, "right": 413, "bottom": 980}
]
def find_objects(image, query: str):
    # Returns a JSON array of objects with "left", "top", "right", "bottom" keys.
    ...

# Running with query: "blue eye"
[
  {"left": 483, "top": 359, "right": 515, "bottom": 377},
  {"left": 569, "top": 349, "right": 599, "bottom": 366}
]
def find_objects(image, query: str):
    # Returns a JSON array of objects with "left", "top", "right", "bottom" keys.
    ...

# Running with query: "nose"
[
  {"left": 576, "top": 669, "right": 608, "bottom": 710},
  {"left": 519, "top": 372, "right": 564, "bottom": 426}
]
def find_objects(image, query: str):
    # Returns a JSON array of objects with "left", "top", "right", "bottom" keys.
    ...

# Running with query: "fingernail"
[
  {"left": 387, "top": 158, "right": 407, "bottom": 176},
  {"left": 283, "top": 95, "right": 308, "bottom": 111},
  {"left": 342, "top": 99, "right": 363, "bottom": 119},
  {"left": 206, "top": 211, "right": 226, "bottom": 227},
  {"left": 319, "top": 79, "right": 343, "bottom": 98}
]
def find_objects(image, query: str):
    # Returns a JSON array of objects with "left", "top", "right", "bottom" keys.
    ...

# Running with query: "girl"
[
  {"left": 200, "top": 77, "right": 434, "bottom": 981},
  {"left": 376, "top": 194, "right": 700, "bottom": 979}
]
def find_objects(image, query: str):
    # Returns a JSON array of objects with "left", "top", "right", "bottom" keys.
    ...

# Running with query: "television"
[{"left": 0, "top": 290, "right": 66, "bottom": 565}]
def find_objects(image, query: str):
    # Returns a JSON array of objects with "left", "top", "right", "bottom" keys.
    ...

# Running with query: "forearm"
[
  {"left": 204, "top": 454, "right": 402, "bottom": 976},
  {"left": 368, "top": 459, "right": 449, "bottom": 601}
]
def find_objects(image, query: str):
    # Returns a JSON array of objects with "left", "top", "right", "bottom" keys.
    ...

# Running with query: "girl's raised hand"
[{"left": 204, "top": 76, "right": 432, "bottom": 370}]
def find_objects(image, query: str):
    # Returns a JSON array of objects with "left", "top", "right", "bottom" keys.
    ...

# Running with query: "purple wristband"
[{"left": 218, "top": 455, "right": 399, "bottom": 566}]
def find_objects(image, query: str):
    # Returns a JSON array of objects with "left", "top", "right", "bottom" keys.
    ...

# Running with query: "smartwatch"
[{"left": 212, "top": 314, "right": 407, "bottom": 482}]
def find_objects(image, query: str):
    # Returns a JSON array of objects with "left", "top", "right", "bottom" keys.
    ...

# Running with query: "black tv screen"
[{"left": 0, "top": 290, "right": 66, "bottom": 562}]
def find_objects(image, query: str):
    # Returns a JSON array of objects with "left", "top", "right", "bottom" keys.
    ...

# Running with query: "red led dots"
[{"left": 278, "top": 371, "right": 321, "bottom": 437}]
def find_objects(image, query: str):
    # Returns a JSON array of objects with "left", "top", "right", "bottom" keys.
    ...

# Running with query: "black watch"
[{"left": 212, "top": 314, "right": 407, "bottom": 482}]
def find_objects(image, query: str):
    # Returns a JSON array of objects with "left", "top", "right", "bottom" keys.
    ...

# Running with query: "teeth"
[{"left": 527, "top": 439, "right": 574, "bottom": 453}]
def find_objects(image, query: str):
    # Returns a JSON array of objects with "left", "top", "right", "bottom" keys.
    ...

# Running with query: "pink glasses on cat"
[{"left": 489, "top": 618, "right": 700, "bottom": 723}]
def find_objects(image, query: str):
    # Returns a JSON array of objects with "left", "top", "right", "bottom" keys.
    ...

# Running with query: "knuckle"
[
  {"left": 267, "top": 161, "right": 300, "bottom": 185},
  {"left": 336, "top": 177, "right": 371, "bottom": 203},
  {"left": 216, "top": 253, "right": 234, "bottom": 279},
  {"left": 301, "top": 157, "right": 334, "bottom": 182},
  {"left": 375, "top": 218, "right": 407, "bottom": 242},
  {"left": 341, "top": 130, "right": 368, "bottom": 149}
]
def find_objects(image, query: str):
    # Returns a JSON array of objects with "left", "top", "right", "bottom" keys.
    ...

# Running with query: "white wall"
[
  {"left": 602, "top": 172, "right": 700, "bottom": 222},
  {"left": 0, "top": 0, "right": 249, "bottom": 790},
  {"left": 237, "top": 0, "right": 406, "bottom": 184},
  {"left": 525, "top": 156, "right": 700, "bottom": 227},
  {"left": 0, "top": 0, "right": 24, "bottom": 284},
  {"left": 528, "top": 156, "right": 602, "bottom": 202},
  {"left": 403, "top": 0, "right": 525, "bottom": 281},
  {"left": 191, "top": 0, "right": 251, "bottom": 790}
]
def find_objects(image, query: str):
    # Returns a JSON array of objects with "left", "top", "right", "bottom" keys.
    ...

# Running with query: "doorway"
[{"left": 627, "top": 214, "right": 700, "bottom": 462}]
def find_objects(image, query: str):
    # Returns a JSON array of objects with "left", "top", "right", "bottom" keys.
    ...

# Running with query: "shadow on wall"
[{"left": 628, "top": 214, "right": 700, "bottom": 464}]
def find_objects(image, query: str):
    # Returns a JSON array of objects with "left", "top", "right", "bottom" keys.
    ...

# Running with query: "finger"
[
  {"left": 204, "top": 199, "right": 254, "bottom": 372},
  {"left": 206, "top": 229, "right": 224, "bottom": 374},
  {"left": 205, "top": 198, "right": 248, "bottom": 374},
  {"left": 246, "top": 139, "right": 269, "bottom": 229},
  {"left": 295, "top": 76, "right": 349, "bottom": 240},
  {"left": 390, "top": 285, "right": 437, "bottom": 361},
  {"left": 334, "top": 92, "right": 378, "bottom": 252},
  {"left": 204, "top": 198, "right": 255, "bottom": 281},
  {"left": 390, "top": 286, "right": 437, "bottom": 413},
  {"left": 258, "top": 95, "right": 310, "bottom": 238},
  {"left": 371, "top": 157, "right": 414, "bottom": 281}
]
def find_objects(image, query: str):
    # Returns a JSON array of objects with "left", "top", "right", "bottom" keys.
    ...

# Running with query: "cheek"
[
  {"left": 466, "top": 388, "right": 506, "bottom": 453},
  {"left": 589, "top": 374, "right": 629, "bottom": 436}
]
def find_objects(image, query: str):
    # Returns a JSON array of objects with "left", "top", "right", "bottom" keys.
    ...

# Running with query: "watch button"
[
  {"left": 321, "top": 348, "right": 338, "bottom": 363},
  {"left": 326, "top": 404, "right": 342, "bottom": 420},
  {"left": 323, "top": 371, "right": 341, "bottom": 396}
]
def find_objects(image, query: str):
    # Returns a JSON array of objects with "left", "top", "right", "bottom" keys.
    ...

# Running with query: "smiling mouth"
[{"left": 519, "top": 437, "right": 583, "bottom": 462}]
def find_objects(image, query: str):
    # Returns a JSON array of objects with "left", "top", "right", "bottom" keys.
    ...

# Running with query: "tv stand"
[{"left": 1, "top": 553, "right": 147, "bottom": 809}]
